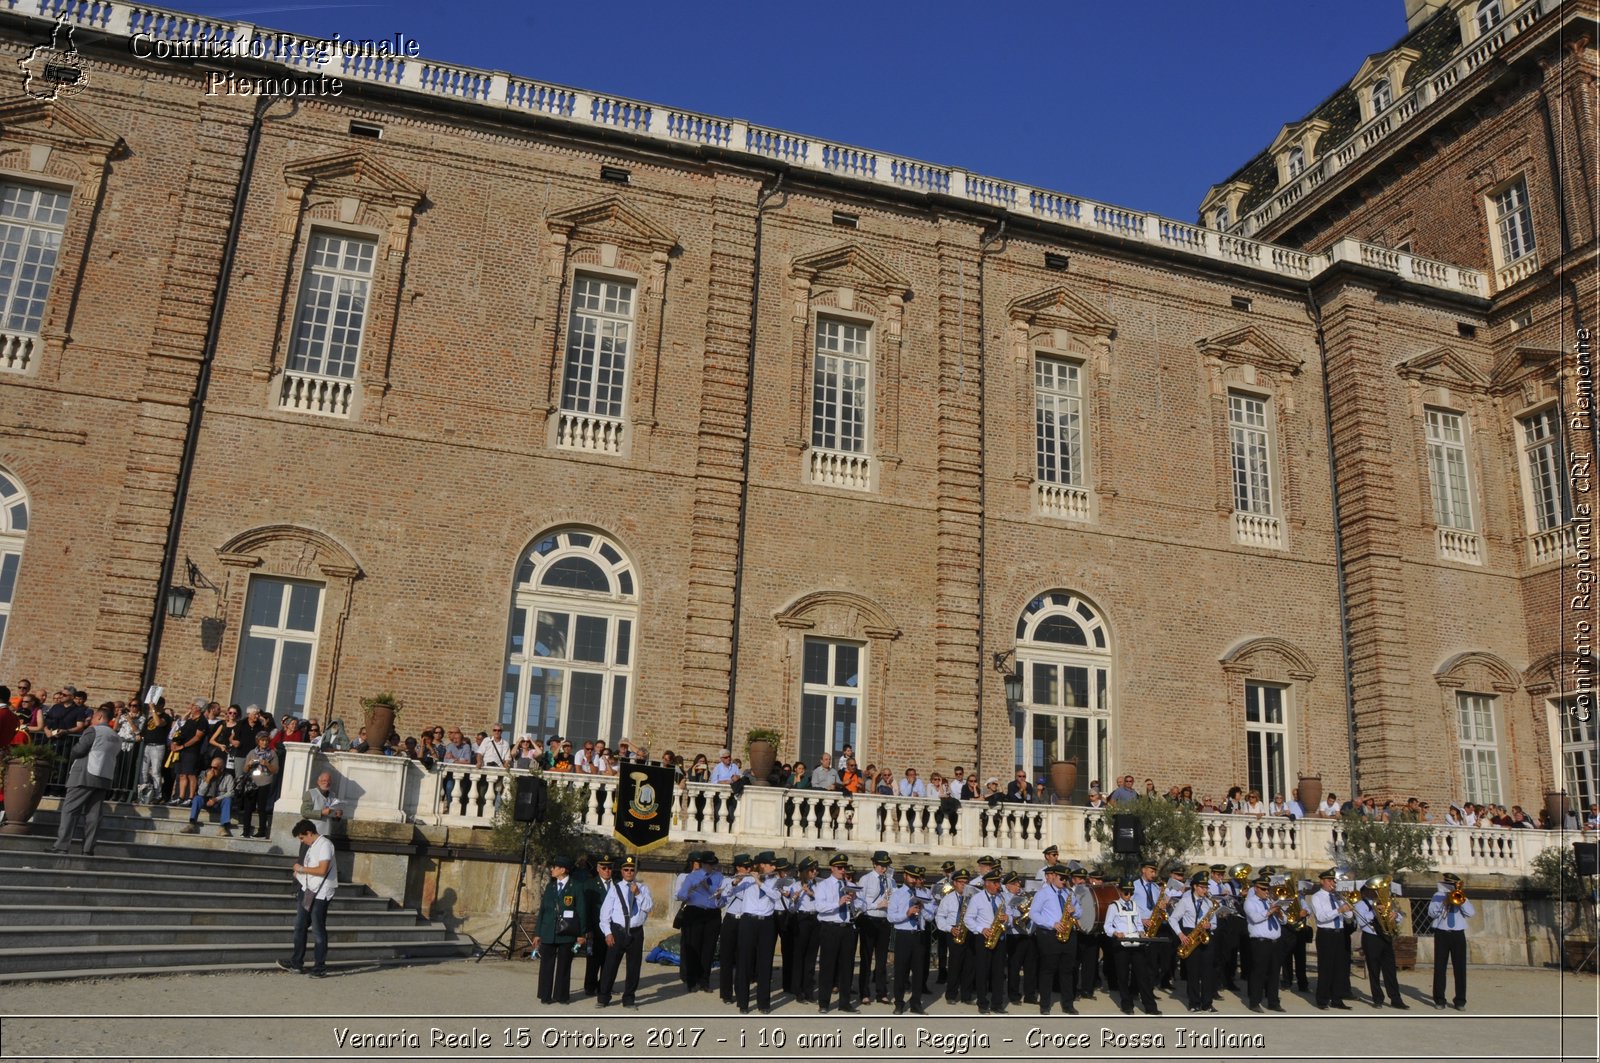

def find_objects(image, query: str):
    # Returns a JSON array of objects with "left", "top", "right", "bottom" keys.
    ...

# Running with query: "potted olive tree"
[
  {"left": 1, "top": 742, "right": 57, "bottom": 834},
  {"left": 1525, "top": 845, "right": 1594, "bottom": 972},
  {"left": 1337, "top": 812, "right": 1435, "bottom": 969},
  {"left": 746, "top": 728, "right": 781, "bottom": 786},
  {"left": 360, "top": 692, "right": 403, "bottom": 752}
]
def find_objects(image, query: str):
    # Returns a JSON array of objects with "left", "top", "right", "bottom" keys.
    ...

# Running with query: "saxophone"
[
  {"left": 1142, "top": 894, "right": 1170, "bottom": 937},
  {"left": 1177, "top": 899, "right": 1218, "bottom": 959},
  {"left": 1055, "top": 901, "right": 1074, "bottom": 943},
  {"left": 983, "top": 909, "right": 1007, "bottom": 949},
  {"left": 950, "top": 893, "right": 970, "bottom": 945}
]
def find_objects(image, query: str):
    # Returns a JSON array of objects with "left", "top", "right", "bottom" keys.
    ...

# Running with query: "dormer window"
[
  {"left": 1476, "top": 0, "right": 1503, "bottom": 35},
  {"left": 1286, "top": 147, "right": 1306, "bottom": 180},
  {"left": 1371, "top": 78, "right": 1393, "bottom": 115},
  {"left": 1213, "top": 205, "right": 1230, "bottom": 231}
]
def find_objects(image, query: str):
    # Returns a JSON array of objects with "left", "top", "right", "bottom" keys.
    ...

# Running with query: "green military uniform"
[{"left": 535, "top": 858, "right": 589, "bottom": 1005}]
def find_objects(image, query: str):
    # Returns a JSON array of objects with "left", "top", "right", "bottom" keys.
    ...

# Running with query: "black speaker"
[
  {"left": 1575, "top": 841, "right": 1599, "bottom": 878},
  {"left": 1112, "top": 814, "right": 1143, "bottom": 854},
  {"left": 514, "top": 775, "right": 547, "bottom": 823}
]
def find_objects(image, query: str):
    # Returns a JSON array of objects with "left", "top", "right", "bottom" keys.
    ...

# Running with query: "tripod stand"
[{"left": 479, "top": 819, "right": 538, "bottom": 961}]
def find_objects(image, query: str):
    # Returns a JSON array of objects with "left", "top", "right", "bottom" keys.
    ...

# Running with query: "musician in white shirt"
[
  {"left": 1306, "top": 868, "right": 1354, "bottom": 1009},
  {"left": 1103, "top": 878, "right": 1158, "bottom": 1015},
  {"left": 596, "top": 856, "right": 652, "bottom": 1008}
]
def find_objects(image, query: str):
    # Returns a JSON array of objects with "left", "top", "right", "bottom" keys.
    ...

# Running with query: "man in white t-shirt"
[
  {"left": 279, "top": 818, "right": 338, "bottom": 976},
  {"left": 476, "top": 725, "right": 511, "bottom": 768}
]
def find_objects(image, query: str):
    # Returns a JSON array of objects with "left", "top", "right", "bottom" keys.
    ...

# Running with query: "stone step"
[
  {"left": 0, "top": 923, "right": 457, "bottom": 949},
  {"left": 0, "top": 956, "right": 453, "bottom": 985},
  {"left": 4, "top": 865, "right": 320, "bottom": 895},
  {"left": 0, "top": 847, "right": 304, "bottom": 880},
  {"left": 3, "top": 885, "right": 395, "bottom": 910},
  {"left": 0, "top": 936, "right": 475, "bottom": 977},
  {"left": 18, "top": 906, "right": 432, "bottom": 929}
]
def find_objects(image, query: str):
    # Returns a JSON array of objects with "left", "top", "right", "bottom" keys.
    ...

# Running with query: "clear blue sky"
[{"left": 169, "top": 0, "right": 1409, "bottom": 221}]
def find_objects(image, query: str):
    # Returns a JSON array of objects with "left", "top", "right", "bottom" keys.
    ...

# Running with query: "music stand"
[{"left": 478, "top": 818, "right": 538, "bottom": 961}]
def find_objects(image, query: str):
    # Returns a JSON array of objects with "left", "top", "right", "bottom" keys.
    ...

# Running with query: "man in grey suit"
[{"left": 51, "top": 702, "right": 120, "bottom": 855}]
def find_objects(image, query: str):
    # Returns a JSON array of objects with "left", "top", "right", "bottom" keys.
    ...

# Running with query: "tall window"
[
  {"left": 1492, "top": 178, "right": 1536, "bottom": 266},
  {"left": 503, "top": 529, "right": 637, "bottom": 744},
  {"left": 1213, "top": 205, "right": 1230, "bottom": 231},
  {"left": 562, "top": 275, "right": 635, "bottom": 421},
  {"left": 1559, "top": 703, "right": 1597, "bottom": 811},
  {"left": 1035, "top": 356, "right": 1083, "bottom": 486},
  {"left": 288, "top": 232, "right": 376, "bottom": 380},
  {"left": 1521, "top": 408, "right": 1570, "bottom": 532},
  {"left": 1457, "top": 692, "right": 1503, "bottom": 805},
  {"left": 1012, "top": 592, "right": 1111, "bottom": 803},
  {"left": 800, "top": 638, "right": 861, "bottom": 769},
  {"left": 1286, "top": 147, "right": 1306, "bottom": 179},
  {"left": 1426, "top": 408, "right": 1475, "bottom": 530},
  {"left": 1246, "top": 683, "right": 1289, "bottom": 801},
  {"left": 1371, "top": 78, "right": 1393, "bottom": 115},
  {"left": 0, "top": 469, "right": 28, "bottom": 658},
  {"left": 1229, "top": 392, "right": 1274, "bottom": 515},
  {"left": 231, "top": 577, "right": 323, "bottom": 719},
  {"left": 811, "top": 317, "right": 870, "bottom": 453},
  {"left": 0, "top": 183, "right": 68, "bottom": 373},
  {"left": 1476, "top": 0, "right": 1504, "bottom": 35}
]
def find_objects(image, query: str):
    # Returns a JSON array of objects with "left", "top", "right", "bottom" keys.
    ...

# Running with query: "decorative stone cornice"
[
  {"left": 282, "top": 150, "right": 424, "bottom": 209},
  {"left": 1196, "top": 325, "right": 1303, "bottom": 377},
  {"left": 774, "top": 590, "right": 901, "bottom": 641},
  {"left": 1219, "top": 636, "right": 1318, "bottom": 681},
  {"left": 1434, "top": 651, "right": 1522, "bottom": 693},
  {"left": 216, "top": 524, "right": 364, "bottom": 579},
  {"left": 1395, "top": 345, "right": 1492, "bottom": 392},
  {"left": 1006, "top": 286, "right": 1116, "bottom": 340},
  {"left": 546, "top": 195, "right": 677, "bottom": 255}
]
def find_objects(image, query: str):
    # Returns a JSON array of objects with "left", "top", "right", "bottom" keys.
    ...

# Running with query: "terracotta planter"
[
  {"left": 0, "top": 760, "right": 47, "bottom": 834},
  {"left": 1545, "top": 791, "right": 1572, "bottom": 830},
  {"left": 747, "top": 739, "right": 776, "bottom": 785},
  {"left": 1049, "top": 760, "right": 1079, "bottom": 804},
  {"left": 1297, "top": 774, "right": 1322, "bottom": 814},
  {"left": 1393, "top": 934, "right": 1418, "bottom": 971},
  {"left": 364, "top": 705, "right": 396, "bottom": 752}
]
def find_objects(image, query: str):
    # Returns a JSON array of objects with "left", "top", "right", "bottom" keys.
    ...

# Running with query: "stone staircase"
[{"left": 0, "top": 801, "right": 476, "bottom": 981}]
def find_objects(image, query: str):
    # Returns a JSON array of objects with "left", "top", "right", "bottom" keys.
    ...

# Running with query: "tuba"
[
  {"left": 1229, "top": 863, "right": 1253, "bottom": 886},
  {"left": 1366, "top": 873, "right": 1401, "bottom": 937}
]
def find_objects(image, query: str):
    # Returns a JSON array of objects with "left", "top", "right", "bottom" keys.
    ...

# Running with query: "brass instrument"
[
  {"left": 983, "top": 906, "right": 1008, "bottom": 949},
  {"left": 1274, "top": 883, "right": 1310, "bottom": 930},
  {"left": 1366, "top": 873, "right": 1402, "bottom": 937},
  {"left": 1228, "top": 863, "right": 1253, "bottom": 886},
  {"left": 1054, "top": 895, "right": 1075, "bottom": 943},
  {"left": 1448, "top": 885, "right": 1467, "bottom": 907},
  {"left": 1177, "top": 898, "right": 1218, "bottom": 960},
  {"left": 1013, "top": 893, "right": 1033, "bottom": 933},
  {"left": 951, "top": 893, "right": 970, "bottom": 945},
  {"left": 1142, "top": 896, "right": 1169, "bottom": 938}
]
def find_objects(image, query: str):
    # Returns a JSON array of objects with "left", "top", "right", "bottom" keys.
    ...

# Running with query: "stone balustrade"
[
  {"left": 277, "top": 368, "right": 354, "bottom": 417},
  {"left": 20, "top": 1, "right": 1486, "bottom": 301},
  {"left": 556, "top": 410, "right": 626, "bottom": 454},
  {"left": 1437, "top": 527, "right": 1484, "bottom": 564},
  {"left": 1531, "top": 522, "right": 1578, "bottom": 566},
  {"left": 276, "top": 745, "right": 1564, "bottom": 878},
  {"left": 0, "top": 329, "right": 37, "bottom": 375},
  {"left": 1233, "top": 511, "right": 1284, "bottom": 549},
  {"left": 1231, "top": 0, "right": 1556, "bottom": 256},
  {"left": 1036, "top": 482, "right": 1091, "bottom": 522},
  {"left": 808, "top": 447, "right": 871, "bottom": 491}
]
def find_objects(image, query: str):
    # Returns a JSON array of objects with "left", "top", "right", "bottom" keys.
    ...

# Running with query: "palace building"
[{"left": 0, "top": 0, "right": 1592, "bottom": 812}]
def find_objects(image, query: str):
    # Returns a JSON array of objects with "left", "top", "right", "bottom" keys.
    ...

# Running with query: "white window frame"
[
  {"left": 1012, "top": 592, "right": 1112, "bottom": 802},
  {"left": 1229, "top": 392, "right": 1275, "bottom": 516},
  {"left": 1456, "top": 692, "right": 1503, "bottom": 805},
  {"left": 1426, "top": 408, "right": 1476, "bottom": 530},
  {"left": 1213, "top": 205, "right": 1230, "bottom": 231},
  {"left": 1490, "top": 177, "right": 1536, "bottom": 268},
  {"left": 799, "top": 637, "right": 864, "bottom": 770},
  {"left": 0, "top": 182, "right": 69, "bottom": 376},
  {"left": 231, "top": 576, "right": 324, "bottom": 719},
  {"left": 807, "top": 314, "right": 874, "bottom": 490},
  {"left": 1370, "top": 78, "right": 1393, "bottom": 115},
  {"left": 0, "top": 469, "right": 29, "bottom": 660},
  {"left": 557, "top": 273, "right": 636, "bottom": 455},
  {"left": 1034, "top": 355, "right": 1085, "bottom": 487},
  {"left": 503, "top": 529, "right": 637, "bottom": 744},
  {"left": 279, "top": 230, "right": 377, "bottom": 418},
  {"left": 1476, "top": 0, "right": 1504, "bottom": 36},
  {"left": 1286, "top": 147, "right": 1306, "bottom": 180},
  {"left": 1245, "top": 682, "right": 1291, "bottom": 802},
  {"left": 1553, "top": 700, "right": 1597, "bottom": 812},
  {"left": 1520, "top": 407, "right": 1570, "bottom": 533}
]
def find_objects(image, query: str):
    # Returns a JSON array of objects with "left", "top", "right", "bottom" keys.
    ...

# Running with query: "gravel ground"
[{"left": 0, "top": 960, "right": 1594, "bottom": 1062}]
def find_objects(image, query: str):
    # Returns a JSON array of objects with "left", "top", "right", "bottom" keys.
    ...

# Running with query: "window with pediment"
[
  {"left": 0, "top": 467, "right": 28, "bottom": 658},
  {"left": 1199, "top": 326, "right": 1302, "bottom": 550}
]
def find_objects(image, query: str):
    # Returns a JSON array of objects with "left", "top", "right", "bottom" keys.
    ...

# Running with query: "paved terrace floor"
[{"left": 0, "top": 956, "right": 1594, "bottom": 1062}]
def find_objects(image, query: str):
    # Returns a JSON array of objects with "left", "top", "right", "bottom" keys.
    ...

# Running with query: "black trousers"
[
  {"left": 718, "top": 913, "right": 739, "bottom": 1001},
  {"left": 737, "top": 915, "right": 777, "bottom": 1011},
  {"left": 598, "top": 927, "right": 643, "bottom": 1005},
  {"left": 1215, "top": 916, "right": 1245, "bottom": 984},
  {"left": 1281, "top": 926, "right": 1310, "bottom": 988},
  {"left": 857, "top": 917, "right": 890, "bottom": 1000},
  {"left": 1006, "top": 932, "right": 1036, "bottom": 1001},
  {"left": 584, "top": 932, "right": 608, "bottom": 994},
  {"left": 1034, "top": 929, "right": 1076, "bottom": 1012},
  {"left": 892, "top": 928, "right": 927, "bottom": 1010},
  {"left": 680, "top": 907, "right": 718, "bottom": 990},
  {"left": 935, "top": 927, "right": 949, "bottom": 981},
  {"left": 1113, "top": 942, "right": 1157, "bottom": 1014},
  {"left": 1362, "top": 932, "right": 1403, "bottom": 1005},
  {"left": 816, "top": 921, "right": 857, "bottom": 1008},
  {"left": 537, "top": 942, "right": 574, "bottom": 1004},
  {"left": 944, "top": 934, "right": 972, "bottom": 1002},
  {"left": 972, "top": 937, "right": 1008, "bottom": 1012},
  {"left": 1314, "top": 927, "right": 1351, "bottom": 1005},
  {"left": 1432, "top": 928, "right": 1467, "bottom": 1006},
  {"left": 1247, "top": 935, "right": 1284, "bottom": 1007},
  {"left": 1076, "top": 932, "right": 1104, "bottom": 995},
  {"left": 796, "top": 914, "right": 821, "bottom": 999},
  {"left": 1182, "top": 939, "right": 1217, "bottom": 1009},
  {"left": 777, "top": 912, "right": 797, "bottom": 993},
  {"left": 1155, "top": 924, "right": 1178, "bottom": 984}
]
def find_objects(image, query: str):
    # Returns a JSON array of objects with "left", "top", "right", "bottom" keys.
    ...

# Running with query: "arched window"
[
  {"left": 1476, "top": 0, "right": 1503, "bottom": 36},
  {"left": 503, "top": 528, "right": 638, "bottom": 744},
  {"left": 1286, "top": 147, "right": 1306, "bottom": 180},
  {"left": 0, "top": 469, "right": 26, "bottom": 658},
  {"left": 1011, "top": 591, "right": 1111, "bottom": 802},
  {"left": 1213, "top": 205, "right": 1230, "bottom": 231},
  {"left": 1371, "top": 78, "right": 1393, "bottom": 115}
]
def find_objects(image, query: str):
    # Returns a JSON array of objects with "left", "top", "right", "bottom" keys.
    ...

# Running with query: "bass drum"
[{"left": 1089, "top": 883, "right": 1123, "bottom": 926}]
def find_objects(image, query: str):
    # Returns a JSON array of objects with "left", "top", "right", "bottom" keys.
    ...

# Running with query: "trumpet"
[{"left": 1448, "top": 885, "right": 1467, "bottom": 907}]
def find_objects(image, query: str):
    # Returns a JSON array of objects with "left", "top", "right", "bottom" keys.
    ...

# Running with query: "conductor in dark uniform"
[{"left": 532, "top": 855, "right": 589, "bottom": 1005}]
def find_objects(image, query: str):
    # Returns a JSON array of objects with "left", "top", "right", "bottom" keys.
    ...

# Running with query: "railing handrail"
[{"left": 7, "top": 2, "right": 1486, "bottom": 300}]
